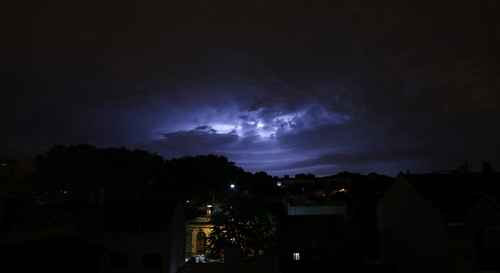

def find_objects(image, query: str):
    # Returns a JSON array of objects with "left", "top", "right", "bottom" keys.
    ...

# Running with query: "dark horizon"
[{"left": 1, "top": 144, "right": 495, "bottom": 179}]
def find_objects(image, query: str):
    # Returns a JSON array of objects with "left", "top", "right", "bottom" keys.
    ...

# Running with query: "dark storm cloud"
[
  {"left": 145, "top": 128, "right": 239, "bottom": 158},
  {"left": 1, "top": 0, "right": 499, "bottom": 174}
]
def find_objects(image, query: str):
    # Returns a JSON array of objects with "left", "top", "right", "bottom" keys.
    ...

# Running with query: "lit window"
[
  {"left": 276, "top": 182, "right": 282, "bottom": 187},
  {"left": 292, "top": 252, "right": 300, "bottom": 261},
  {"left": 230, "top": 184, "right": 236, "bottom": 189}
]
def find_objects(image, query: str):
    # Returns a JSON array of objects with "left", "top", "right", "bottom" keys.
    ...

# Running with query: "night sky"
[{"left": 1, "top": 0, "right": 499, "bottom": 175}]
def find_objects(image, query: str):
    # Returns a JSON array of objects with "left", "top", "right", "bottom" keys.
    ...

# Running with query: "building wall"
[
  {"left": 185, "top": 218, "right": 213, "bottom": 259},
  {"left": 97, "top": 202, "right": 186, "bottom": 273},
  {"left": 377, "top": 180, "right": 449, "bottom": 273},
  {"left": 99, "top": 232, "right": 171, "bottom": 273},
  {"left": 169, "top": 202, "right": 186, "bottom": 273}
]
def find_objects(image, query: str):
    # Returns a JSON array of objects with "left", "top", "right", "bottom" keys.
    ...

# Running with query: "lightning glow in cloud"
[{"left": 178, "top": 104, "right": 349, "bottom": 141}]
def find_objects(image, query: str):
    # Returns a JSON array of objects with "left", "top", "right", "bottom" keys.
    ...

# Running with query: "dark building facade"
[
  {"left": 0, "top": 200, "right": 186, "bottom": 273},
  {"left": 278, "top": 201, "right": 351, "bottom": 273}
]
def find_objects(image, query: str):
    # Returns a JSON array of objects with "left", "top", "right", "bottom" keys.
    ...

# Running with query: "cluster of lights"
[{"left": 292, "top": 252, "right": 301, "bottom": 261}]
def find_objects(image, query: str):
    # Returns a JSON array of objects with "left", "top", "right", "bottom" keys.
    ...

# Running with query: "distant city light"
[
  {"left": 230, "top": 183, "right": 236, "bottom": 189},
  {"left": 276, "top": 181, "right": 283, "bottom": 187},
  {"left": 293, "top": 252, "right": 301, "bottom": 261},
  {"left": 186, "top": 200, "right": 191, "bottom": 204}
]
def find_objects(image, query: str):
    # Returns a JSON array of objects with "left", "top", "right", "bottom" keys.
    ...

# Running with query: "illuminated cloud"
[
  {"left": 162, "top": 104, "right": 351, "bottom": 142},
  {"left": 141, "top": 103, "right": 357, "bottom": 174}
]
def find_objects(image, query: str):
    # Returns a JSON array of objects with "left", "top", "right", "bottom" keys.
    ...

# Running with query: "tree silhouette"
[
  {"left": 34, "top": 145, "right": 165, "bottom": 203},
  {"left": 207, "top": 195, "right": 277, "bottom": 258}
]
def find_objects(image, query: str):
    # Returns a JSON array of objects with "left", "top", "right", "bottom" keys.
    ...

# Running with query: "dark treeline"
[
  {"left": 28, "top": 144, "right": 278, "bottom": 205},
  {"left": 2, "top": 145, "right": 500, "bottom": 226},
  {"left": 2, "top": 144, "right": 500, "bottom": 220},
  {"left": 0, "top": 145, "right": 282, "bottom": 236}
]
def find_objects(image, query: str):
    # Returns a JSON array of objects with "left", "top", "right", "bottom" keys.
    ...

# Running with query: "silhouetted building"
[
  {"left": 1, "top": 200, "right": 186, "bottom": 273},
  {"left": 464, "top": 193, "right": 500, "bottom": 271},
  {"left": 377, "top": 179, "right": 449, "bottom": 273},
  {"left": 89, "top": 200, "right": 186, "bottom": 273},
  {"left": 376, "top": 173, "right": 500, "bottom": 272},
  {"left": 1, "top": 234, "right": 105, "bottom": 273},
  {"left": 398, "top": 172, "right": 500, "bottom": 272},
  {"left": 278, "top": 196, "right": 349, "bottom": 273}
]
